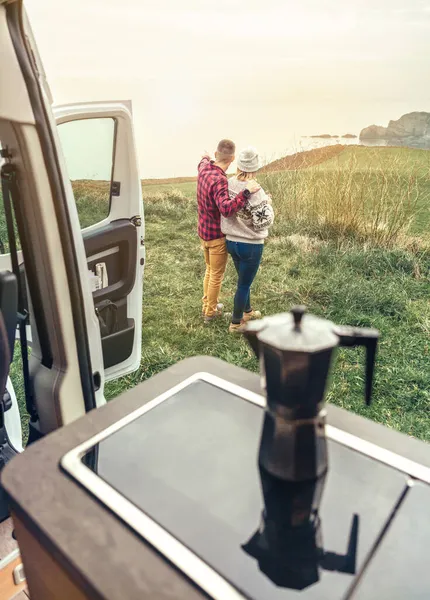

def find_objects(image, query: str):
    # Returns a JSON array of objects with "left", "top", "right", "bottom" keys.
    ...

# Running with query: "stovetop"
[{"left": 61, "top": 375, "right": 430, "bottom": 600}]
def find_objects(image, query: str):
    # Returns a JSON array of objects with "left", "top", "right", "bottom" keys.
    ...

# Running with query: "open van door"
[
  {"left": 1, "top": 5, "right": 145, "bottom": 443},
  {"left": 1, "top": 101, "right": 144, "bottom": 448},
  {"left": 53, "top": 102, "right": 145, "bottom": 382}
]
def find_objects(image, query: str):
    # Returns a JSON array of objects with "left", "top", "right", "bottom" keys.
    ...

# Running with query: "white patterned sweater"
[{"left": 221, "top": 176, "right": 275, "bottom": 244}]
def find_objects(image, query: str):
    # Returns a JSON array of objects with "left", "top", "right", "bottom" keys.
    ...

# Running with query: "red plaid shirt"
[{"left": 197, "top": 157, "right": 250, "bottom": 241}]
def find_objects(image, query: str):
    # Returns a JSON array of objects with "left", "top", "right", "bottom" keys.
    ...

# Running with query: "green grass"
[
  {"left": 70, "top": 180, "right": 111, "bottom": 229},
  {"left": 2, "top": 145, "right": 430, "bottom": 443},
  {"left": 142, "top": 181, "right": 198, "bottom": 198}
]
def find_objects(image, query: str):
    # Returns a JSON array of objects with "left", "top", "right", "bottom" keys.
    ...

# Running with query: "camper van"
[{"left": 0, "top": 2, "right": 429, "bottom": 599}]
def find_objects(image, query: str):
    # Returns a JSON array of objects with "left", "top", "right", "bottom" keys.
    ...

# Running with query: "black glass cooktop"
[{"left": 79, "top": 379, "right": 409, "bottom": 600}]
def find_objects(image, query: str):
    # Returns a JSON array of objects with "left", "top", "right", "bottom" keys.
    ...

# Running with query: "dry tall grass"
[{"left": 260, "top": 152, "right": 426, "bottom": 247}]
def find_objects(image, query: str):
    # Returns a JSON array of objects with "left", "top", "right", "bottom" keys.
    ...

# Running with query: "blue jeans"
[{"left": 226, "top": 240, "right": 263, "bottom": 324}]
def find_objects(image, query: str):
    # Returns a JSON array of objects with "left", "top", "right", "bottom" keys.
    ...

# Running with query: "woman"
[{"left": 221, "top": 147, "right": 274, "bottom": 333}]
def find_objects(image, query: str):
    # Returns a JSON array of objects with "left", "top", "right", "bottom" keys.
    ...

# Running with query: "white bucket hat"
[{"left": 237, "top": 146, "right": 262, "bottom": 173}]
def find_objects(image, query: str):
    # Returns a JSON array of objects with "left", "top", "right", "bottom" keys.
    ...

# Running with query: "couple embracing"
[{"left": 198, "top": 139, "right": 274, "bottom": 332}]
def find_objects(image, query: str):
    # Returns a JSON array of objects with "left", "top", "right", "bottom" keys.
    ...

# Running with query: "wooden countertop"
[{"left": 2, "top": 357, "right": 430, "bottom": 600}]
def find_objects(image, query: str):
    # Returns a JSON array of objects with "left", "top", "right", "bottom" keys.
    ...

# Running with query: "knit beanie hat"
[{"left": 237, "top": 147, "right": 261, "bottom": 173}]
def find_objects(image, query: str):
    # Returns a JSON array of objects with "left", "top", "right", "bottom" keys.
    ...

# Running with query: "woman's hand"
[
  {"left": 245, "top": 179, "right": 261, "bottom": 194},
  {"left": 266, "top": 193, "right": 273, "bottom": 205}
]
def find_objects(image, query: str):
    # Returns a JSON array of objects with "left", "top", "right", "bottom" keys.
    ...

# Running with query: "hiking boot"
[
  {"left": 202, "top": 303, "right": 224, "bottom": 320},
  {"left": 243, "top": 309, "right": 262, "bottom": 322},
  {"left": 204, "top": 315, "right": 217, "bottom": 324},
  {"left": 229, "top": 322, "right": 245, "bottom": 333}
]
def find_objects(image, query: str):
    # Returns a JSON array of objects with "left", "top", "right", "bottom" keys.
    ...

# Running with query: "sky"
[{"left": 26, "top": 0, "right": 430, "bottom": 178}]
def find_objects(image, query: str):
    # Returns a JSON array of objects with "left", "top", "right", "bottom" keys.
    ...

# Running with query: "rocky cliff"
[
  {"left": 360, "top": 112, "right": 430, "bottom": 147},
  {"left": 360, "top": 125, "right": 388, "bottom": 140}
]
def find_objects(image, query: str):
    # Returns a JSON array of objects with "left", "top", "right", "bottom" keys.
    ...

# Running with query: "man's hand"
[
  {"left": 202, "top": 151, "right": 211, "bottom": 160},
  {"left": 245, "top": 179, "right": 261, "bottom": 194}
]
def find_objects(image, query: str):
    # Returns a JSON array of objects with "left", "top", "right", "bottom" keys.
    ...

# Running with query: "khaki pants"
[{"left": 201, "top": 237, "right": 228, "bottom": 317}]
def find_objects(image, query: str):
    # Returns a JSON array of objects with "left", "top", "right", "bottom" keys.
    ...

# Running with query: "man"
[{"left": 197, "top": 139, "right": 260, "bottom": 323}]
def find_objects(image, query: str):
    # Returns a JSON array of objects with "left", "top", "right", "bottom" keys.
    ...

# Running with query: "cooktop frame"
[{"left": 60, "top": 372, "right": 430, "bottom": 600}]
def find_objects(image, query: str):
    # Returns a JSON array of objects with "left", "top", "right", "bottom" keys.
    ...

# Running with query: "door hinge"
[
  {"left": 131, "top": 215, "right": 142, "bottom": 227},
  {"left": 2, "top": 390, "right": 12, "bottom": 413},
  {"left": 13, "top": 562, "right": 26, "bottom": 585}
]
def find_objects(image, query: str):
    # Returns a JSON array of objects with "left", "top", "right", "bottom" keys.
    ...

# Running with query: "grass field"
[
  {"left": 315, "top": 145, "right": 430, "bottom": 174},
  {"left": 3, "top": 145, "right": 430, "bottom": 442}
]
